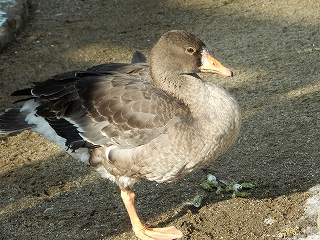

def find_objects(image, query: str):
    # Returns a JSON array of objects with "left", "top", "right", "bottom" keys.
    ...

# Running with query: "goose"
[{"left": 0, "top": 30, "right": 241, "bottom": 240}]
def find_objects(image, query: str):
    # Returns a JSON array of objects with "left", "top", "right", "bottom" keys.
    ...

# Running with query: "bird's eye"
[{"left": 186, "top": 47, "right": 195, "bottom": 54}]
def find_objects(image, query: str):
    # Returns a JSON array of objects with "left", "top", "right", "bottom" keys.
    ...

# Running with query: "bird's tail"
[{"left": 0, "top": 108, "right": 34, "bottom": 134}]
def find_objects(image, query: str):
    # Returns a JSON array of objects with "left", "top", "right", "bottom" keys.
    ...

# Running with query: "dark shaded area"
[
  {"left": 0, "top": 0, "right": 319, "bottom": 239},
  {"left": 0, "top": 0, "right": 29, "bottom": 51}
]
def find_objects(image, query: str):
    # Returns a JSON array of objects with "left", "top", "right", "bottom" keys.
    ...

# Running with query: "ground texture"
[{"left": 0, "top": 0, "right": 319, "bottom": 239}]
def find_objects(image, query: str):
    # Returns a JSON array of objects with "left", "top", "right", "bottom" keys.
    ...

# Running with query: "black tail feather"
[
  {"left": 11, "top": 88, "right": 33, "bottom": 96},
  {"left": 0, "top": 108, "right": 34, "bottom": 133}
]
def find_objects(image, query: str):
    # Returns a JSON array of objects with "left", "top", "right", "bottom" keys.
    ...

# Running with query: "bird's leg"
[{"left": 120, "top": 189, "right": 184, "bottom": 240}]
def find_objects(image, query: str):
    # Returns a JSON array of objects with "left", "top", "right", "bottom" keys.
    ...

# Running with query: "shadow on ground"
[{"left": 0, "top": 0, "right": 319, "bottom": 239}]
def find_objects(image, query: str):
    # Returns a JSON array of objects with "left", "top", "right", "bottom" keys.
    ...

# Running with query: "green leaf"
[
  {"left": 232, "top": 191, "right": 251, "bottom": 198},
  {"left": 241, "top": 183, "right": 255, "bottom": 189},
  {"left": 200, "top": 181, "right": 214, "bottom": 191},
  {"left": 193, "top": 195, "right": 202, "bottom": 208}
]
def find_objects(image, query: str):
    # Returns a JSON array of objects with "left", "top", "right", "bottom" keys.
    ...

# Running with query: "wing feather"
[
  {"left": 73, "top": 73, "right": 189, "bottom": 147},
  {"left": 14, "top": 58, "right": 189, "bottom": 150}
]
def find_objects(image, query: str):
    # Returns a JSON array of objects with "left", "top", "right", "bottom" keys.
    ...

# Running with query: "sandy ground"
[{"left": 0, "top": 0, "right": 319, "bottom": 239}]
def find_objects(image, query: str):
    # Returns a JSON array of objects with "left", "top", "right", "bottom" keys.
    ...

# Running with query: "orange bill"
[{"left": 199, "top": 51, "right": 233, "bottom": 77}]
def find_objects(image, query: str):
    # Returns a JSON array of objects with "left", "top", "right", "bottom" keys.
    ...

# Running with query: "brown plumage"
[{"left": 0, "top": 30, "right": 241, "bottom": 239}]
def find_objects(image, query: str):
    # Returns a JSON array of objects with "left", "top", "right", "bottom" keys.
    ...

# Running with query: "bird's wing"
[{"left": 29, "top": 68, "right": 188, "bottom": 151}]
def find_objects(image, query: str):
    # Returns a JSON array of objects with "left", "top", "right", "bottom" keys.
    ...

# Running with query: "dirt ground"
[{"left": 0, "top": 0, "right": 319, "bottom": 239}]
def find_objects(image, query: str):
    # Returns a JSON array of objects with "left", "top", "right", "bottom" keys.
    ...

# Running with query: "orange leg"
[{"left": 121, "top": 189, "right": 184, "bottom": 240}]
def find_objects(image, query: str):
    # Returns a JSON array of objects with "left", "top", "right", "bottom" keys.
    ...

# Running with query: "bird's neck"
[{"left": 150, "top": 69, "right": 212, "bottom": 119}]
